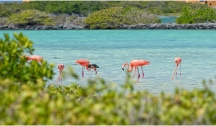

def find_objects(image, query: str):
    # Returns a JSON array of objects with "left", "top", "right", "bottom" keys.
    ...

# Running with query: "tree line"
[
  {"left": 0, "top": 1, "right": 209, "bottom": 17},
  {"left": 0, "top": 1, "right": 216, "bottom": 27}
]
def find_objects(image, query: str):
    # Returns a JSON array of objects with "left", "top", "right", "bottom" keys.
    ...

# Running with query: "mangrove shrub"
[
  {"left": 8, "top": 10, "right": 54, "bottom": 26},
  {"left": 0, "top": 1, "right": 209, "bottom": 17},
  {"left": 84, "top": 6, "right": 161, "bottom": 29},
  {"left": 124, "top": 7, "right": 161, "bottom": 24},
  {"left": 0, "top": 33, "right": 54, "bottom": 84},
  {"left": 84, "top": 7, "right": 126, "bottom": 29},
  {"left": 176, "top": 6, "right": 216, "bottom": 24},
  {"left": 0, "top": 68, "right": 216, "bottom": 124}
]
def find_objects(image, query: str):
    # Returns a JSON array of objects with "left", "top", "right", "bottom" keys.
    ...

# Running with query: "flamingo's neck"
[
  {"left": 126, "top": 63, "right": 133, "bottom": 72},
  {"left": 86, "top": 65, "right": 91, "bottom": 71}
]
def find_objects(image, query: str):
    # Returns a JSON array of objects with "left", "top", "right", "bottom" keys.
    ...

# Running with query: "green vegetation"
[
  {"left": 0, "top": 18, "right": 7, "bottom": 25},
  {"left": 0, "top": 2, "right": 20, "bottom": 17},
  {"left": 53, "top": 14, "right": 85, "bottom": 26},
  {"left": 0, "top": 33, "right": 216, "bottom": 124},
  {"left": 84, "top": 7, "right": 127, "bottom": 29},
  {"left": 8, "top": 10, "right": 54, "bottom": 26},
  {"left": 176, "top": 6, "right": 216, "bottom": 24},
  {"left": 84, "top": 7, "right": 161, "bottom": 29},
  {"left": 124, "top": 7, "right": 161, "bottom": 24},
  {"left": 0, "top": 33, "right": 54, "bottom": 83},
  {"left": 0, "top": 1, "right": 209, "bottom": 17},
  {"left": 0, "top": 1, "right": 215, "bottom": 26}
]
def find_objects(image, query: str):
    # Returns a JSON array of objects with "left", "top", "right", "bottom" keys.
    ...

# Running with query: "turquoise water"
[
  {"left": 1, "top": 30, "right": 216, "bottom": 94},
  {"left": 160, "top": 17, "right": 177, "bottom": 24}
]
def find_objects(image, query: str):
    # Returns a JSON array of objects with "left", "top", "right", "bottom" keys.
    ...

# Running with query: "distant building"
[
  {"left": 205, "top": 1, "right": 216, "bottom": 7},
  {"left": 185, "top": 0, "right": 216, "bottom": 7}
]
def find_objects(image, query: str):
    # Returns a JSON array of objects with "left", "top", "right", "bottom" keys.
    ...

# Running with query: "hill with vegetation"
[
  {"left": 0, "top": 1, "right": 209, "bottom": 17},
  {"left": 0, "top": 1, "right": 216, "bottom": 29}
]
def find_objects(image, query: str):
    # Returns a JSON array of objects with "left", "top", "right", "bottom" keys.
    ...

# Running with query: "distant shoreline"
[{"left": 1, "top": 23, "right": 216, "bottom": 30}]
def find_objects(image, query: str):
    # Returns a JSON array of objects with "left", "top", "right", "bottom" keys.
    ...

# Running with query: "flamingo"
[
  {"left": 122, "top": 60, "right": 150, "bottom": 82},
  {"left": 172, "top": 57, "right": 182, "bottom": 79},
  {"left": 75, "top": 59, "right": 99, "bottom": 78},
  {"left": 26, "top": 55, "right": 43, "bottom": 62},
  {"left": 88, "top": 64, "right": 99, "bottom": 74},
  {"left": 56, "top": 64, "right": 64, "bottom": 84}
]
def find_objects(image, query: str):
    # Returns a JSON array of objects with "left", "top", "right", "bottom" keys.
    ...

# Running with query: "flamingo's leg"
[
  {"left": 180, "top": 63, "right": 182, "bottom": 79},
  {"left": 133, "top": 67, "right": 137, "bottom": 78},
  {"left": 137, "top": 67, "right": 140, "bottom": 82},
  {"left": 56, "top": 75, "right": 59, "bottom": 84},
  {"left": 82, "top": 66, "right": 84, "bottom": 78},
  {"left": 56, "top": 71, "right": 61, "bottom": 84},
  {"left": 172, "top": 65, "right": 178, "bottom": 79},
  {"left": 94, "top": 67, "right": 97, "bottom": 74},
  {"left": 141, "top": 66, "right": 144, "bottom": 78},
  {"left": 59, "top": 75, "right": 61, "bottom": 84},
  {"left": 60, "top": 71, "right": 63, "bottom": 85},
  {"left": 176, "top": 66, "right": 178, "bottom": 79}
]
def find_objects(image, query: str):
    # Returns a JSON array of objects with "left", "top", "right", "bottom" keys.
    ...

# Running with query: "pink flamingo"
[
  {"left": 122, "top": 60, "right": 150, "bottom": 82},
  {"left": 75, "top": 59, "right": 99, "bottom": 78},
  {"left": 172, "top": 57, "right": 182, "bottom": 79},
  {"left": 26, "top": 55, "right": 43, "bottom": 62},
  {"left": 56, "top": 64, "right": 64, "bottom": 84}
]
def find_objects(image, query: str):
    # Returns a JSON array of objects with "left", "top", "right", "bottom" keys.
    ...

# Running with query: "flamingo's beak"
[{"left": 122, "top": 68, "right": 124, "bottom": 71}]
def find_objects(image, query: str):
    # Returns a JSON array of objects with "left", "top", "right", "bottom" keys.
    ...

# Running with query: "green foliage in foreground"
[
  {"left": 0, "top": 33, "right": 54, "bottom": 84},
  {"left": 176, "top": 6, "right": 216, "bottom": 24},
  {"left": 0, "top": 72, "right": 216, "bottom": 124},
  {"left": 84, "top": 7, "right": 161, "bottom": 29},
  {"left": 8, "top": 10, "right": 54, "bottom": 26},
  {"left": 0, "top": 33, "right": 216, "bottom": 124}
]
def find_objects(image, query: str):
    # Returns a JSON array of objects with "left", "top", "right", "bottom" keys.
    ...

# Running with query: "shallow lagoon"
[{"left": 1, "top": 30, "right": 216, "bottom": 94}]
